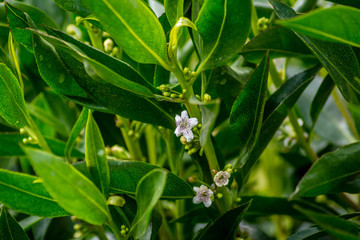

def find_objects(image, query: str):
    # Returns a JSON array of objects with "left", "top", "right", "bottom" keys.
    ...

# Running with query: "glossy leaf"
[
  {"left": 74, "top": 160, "right": 194, "bottom": 199},
  {"left": 294, "top": 206, "right": 360, "bottom": 240},
  {"left": 242, "top": 65, "right": 320, "bottom": 176},
  {"left": 194, "top": 200, "right": 252, "bottom": 240},
  {"left": 241, "top": 26, "right": 314, "bottom": 63},
  {"left": 292, "top": 142, "right": 360, "bottom": 198},
  {"left": 0, "top": 63, "right": 28, "bottom": 128},
  {"left": 52, "top": 0, "right": 91, "bottom": 17},
  {"left": 82, "top": 0, "right": 169, "bottom": 67},
  {"left": 278, "top": 6, "right": 360, "bottom": 48},
  {"left": 196, "top": 0, "right": 251, "bottom": 70},
  {"left": 269, "top": 0, "right": 360, "bottom": 102},
  {"left": 85, "top": 110, "right": 110, "bottom": 196},
  {"left": 130, "top": 169, "right": 167, "bottom": 239},
  {"left": 23, "top": 147, "right": 110, "bottom": 225},
  {"left": 0, "top": 133, "right": 83, "bottom": 158},
  {"left": 31, "top": 28, "right": 177, "bottom": 128},
  {"left": 0, "top": 207, "right": 30, "bottom": 240},
  {"left": 65, "top": 107, "right": 89, "bottom": 162},
  {"left": 165, "top": 0, "right": 184, "bottom": 27},
  {"left": 326, "top": 0, "right": 360, "bottom": 9},
  {"left": 0, "top": 168, "right": 68, "bottom": 217},
  {"left": 230, "top": 52, "right": 269, "bottom": 168},
  {"left": 310, "top": 75, "right": 335, "bottom": 127}
]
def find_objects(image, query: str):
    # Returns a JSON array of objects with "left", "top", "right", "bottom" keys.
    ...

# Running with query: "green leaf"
[
  {"left": 0, "top": 133, "right": 84, "bottom": 158},
  {"left": 230, "top": 52, "right": 269, "bottom": 168},
  {"left": 0, "top": 207, "right": 30, "bottom": 240},
  {"left": 130, "top": 169, "right": 167, "bottom": 239},
  {"left": 269, "top": 0, "right": 360, "bottom": 102},
  {"left": 164, "top": 0, "right": 184, "bottom": 27},
  {"left": 194, "top": 200, "right": 252, "bottom": 240},
  {"left": 241, "top": 65, "right": 320, "bottom": 177},
  {"left": 0, "top": 63, "right": 28, "bottom": 128},
  {"left": 292, "top": 142, "right": 360, "bottom": 198},
  {"left": 326, "top": 0, "right": 360, "bottom": 8},
  {"left": 294, "top": 206, "right": 360, "bottom": 240},
  {"left": 52, "top": 0, "right": 91, "bottom": 17},
  {"left": 196, "top": 0, "right": 251, "bottom": 70},
  {"left": 241, "top": 26, "right": 314, "bottom": 63},
  {"left": 310, "top": 75, "right": 335, "bottom": 128},
  {"left": 74, "top": 160, "right": 194, "bottom": 199},
  {"left": 278, "top": 6, "right": 360, "bottom": 48},
  {"left": 0, "top": 168, "right": 68, "bottom": 217},
  {"left": 85, "top": 110, "right": 110, "bottom": 197},
  {"left": 82, "top": 0, "right": 169, "bottom": 67},
  {"left": 65, "top": 107, "right": 89, "bottom": 162},
  {"left": 33, "top": 29, "right": 177, "bottom": 128},
  {"left": 23, "top": 147, "right": 110, "bottom": 225}
]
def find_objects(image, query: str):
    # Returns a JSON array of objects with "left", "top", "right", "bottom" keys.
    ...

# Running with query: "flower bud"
[
  {"left": 180, "top": 136, "right": 187, "bottom": 145},
  {"left": 204, "top": 93, "right": 211, "bottom": 102},
  {"left": 107, "top": 196, "right": 126, "bottom": 207},
  {"left": 188, "top": 147, "right": 198, "bottom": 155},
  {"left": 188, "top": 176, "right": 197, "bottom": 183},
  {"left": 19, "top": 128, "right": 26, "bottom": 135},
  {"left": 66, "top": 24, "right": 76, "bottom": 35},
  {"left": 170, "top": 93, "right": 177, "bottom": 98},
  {"left": 104, "top": 38, "right": 114, "bottom": 53},
  {"left": 102, "top": 32, "right": 111, "bottom": 37},
  {"left": 159, "top": 84, "right": 168, "bottom": 91},
  {"left": 111, "top": 46, "right": 119, "bottom": 56},
  {"left": 163, "top": 91, "right": 171, "bottom": 97}
]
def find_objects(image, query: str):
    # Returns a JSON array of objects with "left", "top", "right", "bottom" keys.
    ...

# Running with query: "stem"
[
  {"left": 331, "top": 90, "right": 360, "bottom": 139},
  {"left": 165, "top": 129, "right": 178, "bottom": 174},
  {"left": 145, "top": 125, "right": 157, "bottom": 165},
  {"left": 157, "top": 204, "right": 174, "bottom": 240},
  {"left": 107, "top": 219, "right": 124, "bottom": 240},
  {"left": 25, "top": 116, "right": 51, "bottom": 152},
  {"left": 84, "top": 21, "right": 104, "bottom": 51}
]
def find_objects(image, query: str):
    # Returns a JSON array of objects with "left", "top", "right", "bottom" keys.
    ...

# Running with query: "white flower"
[
  {"left": 174, "top": 110, "right": 198, "bottom": 142},
  {"left": 214, "top": 171, "right": 231, "bottom": 187},
  {"left": 193, "top": 185, "right": 213, "bottom": 207}
]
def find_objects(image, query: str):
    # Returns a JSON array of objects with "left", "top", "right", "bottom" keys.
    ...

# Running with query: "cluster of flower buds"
[
  {"left": 183, "top": 67, "right": 196, "bottom": 82},
  {"left": 71, "top": 216, "right": 103, "bottom": 239},
  {"left": 120, "top": 225, "right": 130, "bottom": 237},
  {"left": 257, "top": 17, "right": 271, "bottom": 32},
  {"left": 20, "top": 128, "right": 38, "bottom": 145},
  {"left": 157, "top": 84, "right": 184, "bottom": 99},
  {"left": 105, "top": 145, "right": 131, "bottom": 159}
]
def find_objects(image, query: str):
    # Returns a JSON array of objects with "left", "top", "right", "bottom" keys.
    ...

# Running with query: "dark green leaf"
[
  {"left": 241, "top": 26, "right": 314, "bottom": 63},
  {"left": 0, "top": 63, "right": 28, "bottom": 128},
  {"left": 0, "top": 133, "right": 84, "bottom": 158},
  {"left": 19, "top": 216, "right": 43, "bottom": 231},
  {"left": 269, "top": 0, "right": 360, "bottom": 102},
  {"left": 294, "top": 206, "right": 360, "bottom": 240},
  {"left": 52, "top": 0, "right": 91, "bottom": 17},
  {"left": 0, "top": 207, "right": 30, "bottom": 240},
  {"left": 65, "top": 107, "right": 89, "bottom": 162},
  {"left": 164, "top": 0, "right": 184, "bottom": 26},
  {"left": 23, "top": 147, "right": 110, "bottom": 225},
  {"left": 288, "top": 226, "right": 324, "bottom": 240},
  {"left": 82, "top": 0, "right": 170, "bottom": 67},
  {"left": 196, "top": 0, "right": 251, "bottom": 70},
  {"left": 74, "top": 160, "right": 194, "bottom": 199},
  {"left": 230, "top": 52, "right": 269, "bottom": 168},
  {"left": 310, "top": 75, "right": 335, "bottom": 128},
  {"left": 0, "top": 168, "right": 68, "bottom": 217},
  {"left": 212, "top": 65, "right": 248, "bottom": 110},
  {"left": 241, "top": 65, "right": 320, "bottom": 176},
  {"left": 292, "top": 142, "right": 360, "bottom": 198},
  {"left": 326, "top": 0, "right": 360, "bottom": 9},
  {"left": 194, "top": 200, "right": 252, "bottom": 240},
  {"left": 85, "top": 110, "right": 110, "bottom": 196},
  {"left": 278, "top": 6, "right": 360, "bottom": 48},
  {"left": 130, "top": 169, "right": 167, "bottom": 239}
]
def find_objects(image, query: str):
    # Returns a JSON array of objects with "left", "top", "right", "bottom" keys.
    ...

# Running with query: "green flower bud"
[
  {"left": 102, "top": 32, "right": 111, "bottom": 38},
  {"left": 163, "top": 91, "right": 171, "bottom": 97},
  {"left": 180, "top": 136, "right": 187, "bottom": 145},
  {"left": 182, "top": 89, "right": 187, "bottom": 94},
  {"left": 204, "top": 93, "right": 211, "bottom": 102},
  {"left": 128, "top": 130, "right": 134, "bottom": 137},
  {"left": 179, "top": 94, "right": 184, "bottom": 99},
  {"left": 106, "top": 196, "right": 126, "bottom": 207},
  {"left": 216, "top": 193, "right": 223, "bottom": 199},
  {"left": 104, "top": 38, "right": 114, "bottom": 53},
  {"left": 22, "top": 138, "right": 29, "bottom": 144},
  {"left": 121, "top": 225, "right": 126, "bottom": 230},
  {"left": 74, "top": 224, "right": 83, "bottom": 231},
  {"left": 188, "top": 147, "right": 198, "bottom": 155},
  {"left": 159, "top": 84, "right": 168, "bottom": 91},
  {"left": 120, "top": 230, "right": 127, "bottom": 236},
  {"left": 170, "top": 93, "right": 177, "bottom": 98},
  {"left": 19, "top": 128, "right": 26, "bottom": 135},
  {"left": 66, "top": 24, "right": 76, "bottom": 35},
  {"left": 111, "top": 46, "right": 119, "bottom": 56}
]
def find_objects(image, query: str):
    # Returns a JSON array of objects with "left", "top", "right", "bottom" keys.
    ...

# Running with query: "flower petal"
[
  {"left": 203, "top": 199, "right": 212, "bottom": 207},
  {"left": 181, "top": 110, "right": 189, "bottom": 119},
  {"left": 175, "top": 115, "right": 181, "bottom": 125},
  {"left": 193, "top": 196, "right": 201, "bottom": 204},
  {"left": 174, "top": 127, "right": 182, "bottom": 137},
  {"left": 193, "top": 187, "right": 200, "bottom": 192},
  {"left": 183, "top": 129, "right": 194, "bottom": 142},
  {"left": 188, "top": 117, "right": 198, "bottom": 128}
]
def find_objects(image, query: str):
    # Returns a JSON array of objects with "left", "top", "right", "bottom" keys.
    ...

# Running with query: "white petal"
[
  {"left": 193, "top": 187, "right": 200, "bottom": 192},
  {"left": 181, "top": 110, "right": 189, "bottom": 119},
  {"left": 203, "top": 199, "right": 212, "bottom": 207},
  {"left": 174, "top": 127, "right": 182, "bottom": 137},
  {"left": 208, "top": 189, "right": 213, "bottom": 197},
  {"left": 175, "top": 115, "right": 181, "bottom": 124},
  {"left": 199, "top": 185, "right": 208, "bottom": 191},
  {"left": 188, "top": 117, "right": 198, "bottom": 128},
  {"left": 193, "top": 196, "right": 201, "bottom": 204},
  {"left": 183, "top": 129, "right": 194, "bottom": 142}
]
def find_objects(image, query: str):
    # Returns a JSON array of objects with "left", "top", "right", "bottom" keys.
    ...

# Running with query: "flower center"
[{"left": 180, "top": 119, "right": 188, "bottom": 129}]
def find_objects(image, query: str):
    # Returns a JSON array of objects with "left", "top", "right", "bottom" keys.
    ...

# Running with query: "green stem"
[
  {"left": 84, "top": 21, "right": 104, "bottom": 51},
  {"left": 165, "top": 129, "right": 178, "bottom": 174},
  {"left": 145, "top": 125, "right": 157, "bottom": 165},
  {"left": 107, "top": 219, "right": 124, "bottom": 240},
  {"left": 157, "top": 204, "right": 174, "bottom": 240},
  {"left": 331, "top": 90, "right": 360, "bottom": 140}
]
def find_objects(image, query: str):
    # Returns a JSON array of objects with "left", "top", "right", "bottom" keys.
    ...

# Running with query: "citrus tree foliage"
[{"left": 1, "top": 0, "right": 360, "bottom": 239}]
